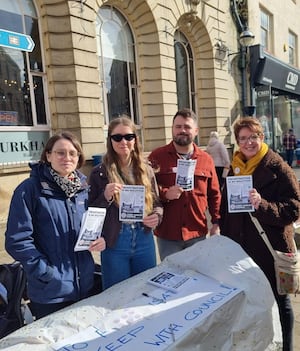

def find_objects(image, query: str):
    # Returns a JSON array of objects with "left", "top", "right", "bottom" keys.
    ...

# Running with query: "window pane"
[
  {"left": 0, "top": 47, "right": 33, "bottom": 126},
  {"left": 98, "top": 6, "right": 138, "bottom": 123},
  {"left": 289, "top": 33, "right": 296, "bottom": 47},
  {"left": 288, "top": 32, "right": 296, "bottom": 65},
  {"left": 25, "top": 16, "right": 42, "bottom": 71},
  {"left": 0, "top": 1, "right": 47, "bottom": 128},
  {"left": 33, "top": 76, "right": 46, "bottom": 124},
  {"left": 261, "top": 11, "right": 269, "bottom": 30},
  {"left": 21, "top": 0, "right": 37, "bottom": 17},
  {"left": 174, "top": 31, "right": 195, "bottom": 111},
  {"left": 0, "top": 1, "right": 21, "bottom": 14},
  {"left": 0, "top": 9, "right": 23, "bottom": 32},
  {"left": 261, "top": 30, "right": 267, "bottom": 48},
  {"left": 129, "top": 61, "right": 138, "bottom": 124},
  {"left": 104, "top": 57, "right": 130, "bottom": 118},
  {"left": 175, "top": 42, "right": 189, "bottom": 109}
]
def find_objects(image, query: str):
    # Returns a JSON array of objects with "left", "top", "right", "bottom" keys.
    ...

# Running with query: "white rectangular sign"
[{"left": 53, "top": 273, "right": 242, "bottom": 351}]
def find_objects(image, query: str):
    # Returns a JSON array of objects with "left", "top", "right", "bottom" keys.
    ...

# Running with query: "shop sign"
[
  {"left": 256, "top": 85, "right": 270, "bottom": 98},
  {"left": 0, "top": 131, "right": 49, "bottom": 165},
  {"left": 250, "top": 44, "right": 300, "bottom": 96}
]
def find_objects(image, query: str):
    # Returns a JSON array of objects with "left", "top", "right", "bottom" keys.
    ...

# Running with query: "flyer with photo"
[
  {"left": 119, "top": 185, "right": 145, "bottom": 222},
  {"left": 147, "top": 271, "right": 192, "bottom": 293},
  {"left": 226, "top": 175, "right": 254, "bottom": 213},
  {"left": 74, "top": 207, "right": 106, "bottom": 251},
  {"left": 175, "top": 159, "right": 196, "bottom": 191}
]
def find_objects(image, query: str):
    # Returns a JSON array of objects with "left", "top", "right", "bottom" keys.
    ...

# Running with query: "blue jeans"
[
  {"left": 285, "top": 149, "right": 294, "bottom": 167},
  {"left": 101, "top": 223, "right": 156, "bottom": 290}
]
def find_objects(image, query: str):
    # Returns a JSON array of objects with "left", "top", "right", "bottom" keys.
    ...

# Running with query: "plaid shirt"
[{"left": 283, "top": 133, "right": 297, "bottom": 150}]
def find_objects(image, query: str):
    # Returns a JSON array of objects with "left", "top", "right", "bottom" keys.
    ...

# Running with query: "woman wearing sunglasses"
[
  {"left": 88, "top": 116, "right": 163, "bottom": 289},
  {"left": 219, "top": 117, "right": 300, "bottom": 351}
]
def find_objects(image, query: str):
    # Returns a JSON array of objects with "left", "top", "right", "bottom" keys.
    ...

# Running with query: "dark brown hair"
[
  {"left": 40, "top": 131, "right": 85, "bottom": 169},
  {"left": 233, "top": 117, "right": 264, "bottom": 142},
  {"left": 173, "top": 108, "right": 198, "bottom": 124}
]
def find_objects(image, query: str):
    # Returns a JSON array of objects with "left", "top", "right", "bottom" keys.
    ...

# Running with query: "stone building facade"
[{"left": 1, "top": 0, "right": 300, "bottom": 228}]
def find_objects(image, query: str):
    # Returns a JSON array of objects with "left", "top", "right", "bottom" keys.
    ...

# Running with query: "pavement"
[{"left": 0, "top": 167, "right": 300, "bottom": 348}]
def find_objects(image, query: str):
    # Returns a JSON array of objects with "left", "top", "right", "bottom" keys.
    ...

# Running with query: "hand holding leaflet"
[
  {"left": 175, "top": 159, "right": 196, "bottom": 191},
  {"left": 74, "top": 207, "right": 106, "bottom": 251},
  {"left": 226, "top": 175, "right": 254, "bottom": 213},
  {"left": 119, "top": 185, "right": 145, "bottom": 222}
]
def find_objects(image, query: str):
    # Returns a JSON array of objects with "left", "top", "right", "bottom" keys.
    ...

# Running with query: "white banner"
[{"left": 53, "top": 273, "right": 242, "bottom": 351}]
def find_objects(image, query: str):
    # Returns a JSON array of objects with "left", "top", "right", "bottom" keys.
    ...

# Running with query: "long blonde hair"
[{"left": 103, "top": 116, "right": 154, "bottom": 214}]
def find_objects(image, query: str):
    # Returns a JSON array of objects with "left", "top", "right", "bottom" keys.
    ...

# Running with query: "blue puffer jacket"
[{"left": 5, "top": 162, "right": 95, "bottom": 304}]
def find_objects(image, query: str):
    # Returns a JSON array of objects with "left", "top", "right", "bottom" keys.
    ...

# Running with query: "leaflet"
[
  {"left": 226, "top": 175, "right": 254, "bottom": 213},
  {"left": 119, "top": 185, "right": 145, "bottom": 222},
  {"left": 147, "top": 271, "right": 192, "bottom": 293},
  {"left": 175, "top": 159, "right": 196, "bottom": 191},
  {"left": 74, "top": 207, "right": 106, "bottom": 251}
]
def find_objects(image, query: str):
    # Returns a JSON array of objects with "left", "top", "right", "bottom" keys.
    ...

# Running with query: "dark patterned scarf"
[{"left": 49, "top": 167, "right": 82, "bottom": 198}]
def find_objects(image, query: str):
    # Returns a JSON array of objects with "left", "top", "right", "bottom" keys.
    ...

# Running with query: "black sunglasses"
[{"left": 110, "top": 133, "right": 136, "bottom": 142}]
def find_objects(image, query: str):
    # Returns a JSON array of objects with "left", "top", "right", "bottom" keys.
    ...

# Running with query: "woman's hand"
[
  {"left": 104, "top": 182, "right": 123, "bottom": 202},
  {"left": 89, "top": 237, "right": 106, "bottom": 252},
  {"left": 249, "top": 188, "right": 262, "bottom": 210},
  {"left": 143, "top": 213, "right": 160, "bottom": 229}
]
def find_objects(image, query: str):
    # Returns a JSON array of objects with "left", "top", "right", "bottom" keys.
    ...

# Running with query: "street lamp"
[
  {"left": 239, "top": 28, "right": 255, "bottom": 115},
  {"left": 239, "top": 29, "right": 255, "bottom": 47},
  {"left": 228, "top": 28, "right": 255, "bottom": 115}
]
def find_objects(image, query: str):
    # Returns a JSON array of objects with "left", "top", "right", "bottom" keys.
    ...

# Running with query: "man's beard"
[{"left": 173, "top": 134, "right": 193, "bottom": 146}]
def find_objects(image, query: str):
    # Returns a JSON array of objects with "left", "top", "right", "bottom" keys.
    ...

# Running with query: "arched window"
[
  {"left": 97, "top": 6, "right": 139, "bottom": 125},
  {"left": 0, "top": 0, "right": 47, "bottom": 127},
  {"left": 174, "top": 31, "right": 196, "bottom": 111}
]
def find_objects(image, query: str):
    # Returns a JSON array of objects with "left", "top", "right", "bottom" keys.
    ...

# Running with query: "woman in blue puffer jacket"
[{"left": 5, "top": 131, "right": 106, "bottom": 319}]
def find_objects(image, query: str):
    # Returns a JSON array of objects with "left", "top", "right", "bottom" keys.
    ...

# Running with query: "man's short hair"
[{"left": 173, "top": 108, "right": 197, "bottom": 123}]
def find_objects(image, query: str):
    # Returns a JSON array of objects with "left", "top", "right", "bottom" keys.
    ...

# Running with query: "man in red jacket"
[{"left": 148, "top": 108, "right": 221, "bottom": 260}]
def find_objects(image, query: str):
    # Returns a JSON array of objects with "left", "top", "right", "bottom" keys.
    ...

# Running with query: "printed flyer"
[
  {"left": 119, "top": 185, "right": 145, "bottom": 222},
  {"left": 175, "top": 159, "right": 196, "bottom": 191},
  {"left": 226, "top": 175, "right": 254, "bottom": 213},
  {"left": 74, "top": 207, "right": 106, "bottom": 251}
]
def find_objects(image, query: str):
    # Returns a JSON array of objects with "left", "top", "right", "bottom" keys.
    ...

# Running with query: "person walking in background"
[
  {"left": 283, "top": 128, "right": 297, "bottom": 167},
  {"left": 88, "top": 116, "right": 163, "bottom": 290},
  {"left": 5, "top": 131, "right": 106, "bottom": 320},
  {"left": 206, "top": 131, "right": 230, "bottom": 189},
  {"left": 220, "top": 117, "right": 300, "bottom": 351},
  {"left": 148, "top": 108, "right": 221, "bottom": 261}
]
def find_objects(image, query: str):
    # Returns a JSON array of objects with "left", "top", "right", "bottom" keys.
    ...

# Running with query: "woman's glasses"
[
  {"left": 238, "top": 134, "right": 261, "bottom": 145},
  {"left": 51, "top": 150, "right": 80, "bottom": 159},
  {"left": 110, "top": 133, "right": 136, "bottom": 142}
]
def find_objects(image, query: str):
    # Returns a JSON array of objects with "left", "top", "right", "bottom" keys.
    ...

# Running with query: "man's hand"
[
  {"left": 166, "top": 185, "right": 184, "bottom": 200},
  {"left": 210, "top": 223, "right": 220, "bottom": 236}
]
